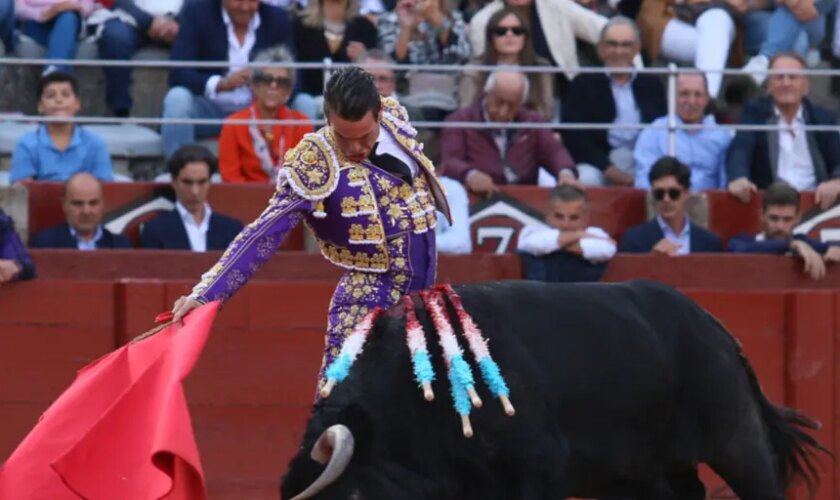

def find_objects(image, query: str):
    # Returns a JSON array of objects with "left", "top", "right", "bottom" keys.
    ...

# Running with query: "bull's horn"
[{"left": 290, "top": 424, "right": 355, "bottom": 500}]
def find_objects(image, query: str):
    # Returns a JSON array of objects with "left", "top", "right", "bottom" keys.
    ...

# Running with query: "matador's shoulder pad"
[{"left": 279, "top": 131, "right": 340, "bottom": 201}]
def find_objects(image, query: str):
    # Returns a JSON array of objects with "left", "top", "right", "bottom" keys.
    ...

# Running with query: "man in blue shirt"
[
  {"left": 9, "top": 72, "right": 113, "bottom": 185},
  {"left": 634, "top": 72, "right": 732, "bottom": 192},
  {"left": 728, "top": 181, "right": 840, "bottom": 279}
]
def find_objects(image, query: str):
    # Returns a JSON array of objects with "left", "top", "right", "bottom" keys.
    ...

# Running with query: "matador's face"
[{"left": 328, "top": 111, "right": 381, "bottom": 163}]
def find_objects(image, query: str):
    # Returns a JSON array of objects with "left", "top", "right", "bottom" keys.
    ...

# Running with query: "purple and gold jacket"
[{"left": 189, "top": 97, "right": 452, "bottom": 304}]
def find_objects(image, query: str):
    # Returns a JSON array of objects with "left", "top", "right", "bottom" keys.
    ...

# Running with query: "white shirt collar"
[
  {"left": 773, "top": 104, "right": 804, "bottom": 124},
  {"left": 69, "top": 225, "right": 103, "bottom": 250},
  {"left": 176, "top": 201, "right": 212, "bottom": 230},
  {"left": 221, "top": 7, "right": 261, "bottom": 35}
]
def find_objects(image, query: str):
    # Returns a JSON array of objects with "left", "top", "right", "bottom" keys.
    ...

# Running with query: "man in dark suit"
[
  {"left": 728, "top": 181, "right": 840, "bottom": 280},
  {"left": 727, "top": 52, "right": 840, "bottom": 211},
  {"left": 562, "top": 17, "right": 667, "bottom": 187},
  {"left": 142, "top": 145, "right": 243, "bottom": 251},
  {"left": 30, "top": 173, "right": 132, "bottom": 250},
  {"left": 620, "top": 157, "right": 723, "bottom": 255},
  {"left": 441, "top": 70, "right": 577, "bottom": 196},
  {"left": 160, "top": 0, "right": 297, "bottom": 158}
]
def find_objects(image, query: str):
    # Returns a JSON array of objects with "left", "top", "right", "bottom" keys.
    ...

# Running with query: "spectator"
[
  {"left": 358, "top": 49, "right": 426, "bottom": 121},
  {"left": 0, "top": 209, "right": 35, "bottom": 283},
  {"left": 468, "top": 0, "right": 608, "bottom": 90},
  {"left": 15, "top": 0, "right": 94, "bottom": 73},
  {"left": 742, "top": 0, "right": 836, "bottom": 85},
  {"left": 10, "top": 72, "right": 113, "bottom": 185},
  {"left": 441, "top": 70, "right": 577, "bottom": 195},
  {"left": 218, "top": 47, "right": 313, "bottom": 183},
  {"left": 435, "top": 174, "right": 472, "bottom": 253},
  {"left": 634, "top": 72, "right": 732, "bottom": 191},
  {"left": 94, "top": 0, "right": 183, "bottom": 117},
  {"left": 378, "top": 0, "right": 471, "bottom": 120},
  {"left": 0, "top": 0, "right": 15, "bottom": 53},
  {"left": 518, "top": 185, "right": 616, "bottom": 282},
  {"left": 727, "top": 52, "right": 840, "bottom": 210},
  {"left": 620, "top": 156, "right": 723, "bottom": 255},
  {"left": 293, "top": 0, "right": 378, "bottom": 100},
  {"left": 562, "top": 17, "right": 666, "bottom": 187},
  {"left": 459, "top": 6, "right": 555, "bottom": 120},
  {"left": 30, "top": 173, "right": 131, "bottom": 249},
  {"left": 636, "top": 0, "right": 738, "bottom": 97},
  {"left": 160, "top": 0, "right": 303, "bottom": 159},
  {"left": 728, "top": 181, "right": 840, "bottom": 280},
  {"left": 141, "top": 145, "right": 243, "bottom": 251}
]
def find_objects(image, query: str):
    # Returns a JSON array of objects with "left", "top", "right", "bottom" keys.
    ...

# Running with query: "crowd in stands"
[{"left": 2, "top": 0, "right": 840, "bottom": 284}]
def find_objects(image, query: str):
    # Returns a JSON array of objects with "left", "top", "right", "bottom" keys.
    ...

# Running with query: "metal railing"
[{"left": 2, "top": 57, "right": 840, "bottom": 158}]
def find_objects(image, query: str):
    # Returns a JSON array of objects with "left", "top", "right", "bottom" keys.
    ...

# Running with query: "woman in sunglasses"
[
  {"left": 218, "top": 47, "right": 314, "bottom": 183},
  {"left": 459, "top": 7, "right": 556, "bottom": 120}
]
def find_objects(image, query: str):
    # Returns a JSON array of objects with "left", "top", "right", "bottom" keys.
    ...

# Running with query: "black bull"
[{"left": 280, "top": 280, "right": 829, "bottom": 500}]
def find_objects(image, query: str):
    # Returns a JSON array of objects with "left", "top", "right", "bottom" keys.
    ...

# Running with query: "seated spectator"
[
  {"left": 358, "top": 49, "right": 425, "bottom": 121},
  {"left": 727, "top": 53, "right": 840, "bottom": 210},
  {"left": 518, "top": 185, "right": 616, "bottom": 282},
  {"left": 562, "top": 17, "right": 666, "bottom": 187},
  {"left": 636, "top": 0, "right": 737, "bottom": 97},
  {"left": 634, "top": 72, "right": 732, "bottom": 191},
  {"left": 378, "top": 0, "right": 471, "bottom": 121},
  {"left": 459, "top": 7, "right": 555, "bottom": 120},
  {"left": 142, "top": 145, "right": 243, "bottom": 251},
  {"left": 218, "top": 47, "right": 313, "bottom": 183},
  {"left": 10, "top": 72, "right": 113, "bottom": 185},
  {"left": 0, "top": 209, "right": 36, "bottom": 283},
  {"left": 441, "top": 70, "right": 577, "bottom": 195},
  {"left": 94, "top": 0, "right": 183, "bottom": 117},
  {"left": 435, "top": 174, "right": 472, "bottom": 253},
  {"left": 161, "top": 0, "right": 304, "bottom": 159},
  {"left": 30, "top": 173, "right": 131, "bottom": 249},
  {"left": 293, "top": 0, "right": 378, "bottom": 101},
  {"left": 16, "top": 0, "right": 94, "bottom": 73},
  {"left": 743, "top": 0, "right": 835, "bottom": 85},
  {"left": 728, "top": 181, "right": 840, "bottom": 280},
  {"left": 468, "top": 0, "right": 608, "bottom": 95},
  {"left": 620, "top": 157, "right": 723, "bottom": 255}
]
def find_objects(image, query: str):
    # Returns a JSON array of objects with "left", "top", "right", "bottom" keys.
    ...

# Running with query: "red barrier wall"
[{"left": 1, "top": 268, "right": 838, "bottom": 499}]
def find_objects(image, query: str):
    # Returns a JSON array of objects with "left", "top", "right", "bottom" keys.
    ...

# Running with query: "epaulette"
[
  {"left": 279, "top": 131, "right": 340, "bottom": 201},
  {"left": 381, "top": 96, "right": 410, "bottom": 123}
]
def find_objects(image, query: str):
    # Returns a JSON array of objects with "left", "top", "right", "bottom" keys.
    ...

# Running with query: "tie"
[{"left": 368, "top": 147, "right": 413, "bottom": 185}]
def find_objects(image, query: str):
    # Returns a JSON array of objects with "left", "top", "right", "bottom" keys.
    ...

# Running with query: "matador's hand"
[{"left": 172, "top": 296, "right": 202, "bottom": 323}]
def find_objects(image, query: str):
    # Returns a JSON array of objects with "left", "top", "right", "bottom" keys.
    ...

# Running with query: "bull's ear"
[{"left": 337, "top": 404, "right": 374, "bottom": 463}]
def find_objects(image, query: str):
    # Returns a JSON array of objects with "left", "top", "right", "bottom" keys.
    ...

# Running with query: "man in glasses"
[
  {"left": 620, "top": 157, "right": 723, "bottom": 255},
  {"left": 562, "top": 17, "right": 666, "bottom": 187},
  {"left": 728, "top": 182, "right": 840, "bottom": 280}
]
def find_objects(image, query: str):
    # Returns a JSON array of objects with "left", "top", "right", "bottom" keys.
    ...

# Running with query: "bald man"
[
  {"left": 30, "top": 173, "right": 132, "bottom": 250},
  {"left": 442, "top": 70, "right": 577, "bottom": 195}
]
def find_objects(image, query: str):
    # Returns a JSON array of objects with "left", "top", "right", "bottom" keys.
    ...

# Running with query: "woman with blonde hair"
[{"left": 459, "top": 6, "right": 555, "bottom": 119}]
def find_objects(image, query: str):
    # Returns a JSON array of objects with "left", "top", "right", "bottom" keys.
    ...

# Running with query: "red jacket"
[{"left": 441, "top": 101, "right": 576, "bottom": 185}]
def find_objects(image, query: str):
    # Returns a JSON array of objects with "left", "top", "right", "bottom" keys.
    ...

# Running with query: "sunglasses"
[
  {"left": 253, "top": 74, "right": 292, "bottom": 88},
  {"left": 492, "top": 26, "right": 526, "bottom": 37},
  {"left": 652, "top": 188, "right": 684, "bottom": 201}
]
